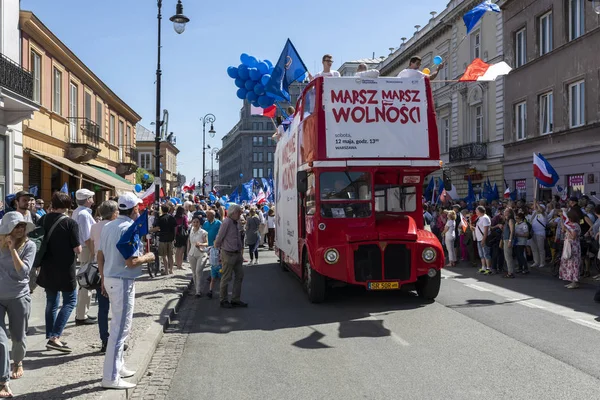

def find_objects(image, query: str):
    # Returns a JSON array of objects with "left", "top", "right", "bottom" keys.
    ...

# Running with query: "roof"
[
  {"left": 343, "top": 58, "right": 382, "bottom": 64},
  {"left": 136, "top": 124, "right": 155, "bottom": 141}
]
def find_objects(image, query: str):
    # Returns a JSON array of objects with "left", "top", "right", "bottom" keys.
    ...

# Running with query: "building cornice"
[
  {"left": 19, "top": 11, "right": 141, "bottom": 124},
  {"left": 136, "top": 140, "right": 180, "bottom": 155}
]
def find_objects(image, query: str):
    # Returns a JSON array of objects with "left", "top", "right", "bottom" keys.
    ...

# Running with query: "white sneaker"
[
  {"left": 119, "top": 367, "right": 136, "bottom": 378},
  {"left": 102, "top": 379, "right": 136, "bottom": 390},
  {"left": 254, "top": 259, "right": 259, "bottom": 265}
]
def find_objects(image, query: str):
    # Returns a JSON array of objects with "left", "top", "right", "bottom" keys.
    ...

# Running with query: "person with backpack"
[
  {"left": 530, "top": 201, "right": 548, "bottom": 269},
  {"left": 514, "top": 211, "right": 530, "bottom": 274},
  {"left": 173, "top": 206, "right": 189, "bottom": 270}
]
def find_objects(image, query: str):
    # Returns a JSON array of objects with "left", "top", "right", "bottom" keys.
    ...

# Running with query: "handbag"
[
  {"left": 76, "top": 262, "right": 101, "bottom": 290},
  {"left": 209, "top": 247, "right": 220, "bottom": 266},
  {"left": 33, "top": 215, "right": 67, "bottom": 269},
  {"left": 562, "top": 239, "right": 572, "bottom": 260}
]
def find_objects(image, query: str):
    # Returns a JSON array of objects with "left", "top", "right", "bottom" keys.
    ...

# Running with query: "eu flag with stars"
[
  {"left": 116, "top": 210, "right": 148, "bottom": 260},
  {"left": 264, "top": 39, "right": 308, "bottom": 102}
]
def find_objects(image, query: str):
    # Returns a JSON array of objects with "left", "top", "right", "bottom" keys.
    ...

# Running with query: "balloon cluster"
[
  {"left": 422, "top": 55, "right": 443, "bottom": 76},
  {"left": 169, "top": 197, "right": 182, "bottom": 205},
  {"left": 227, "top": 54, "right": 276, "bottom": 108}
]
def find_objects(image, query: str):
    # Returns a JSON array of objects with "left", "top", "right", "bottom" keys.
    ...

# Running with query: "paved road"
[{"left": 136, "top": 249, "right": 600, "bottom": 400}]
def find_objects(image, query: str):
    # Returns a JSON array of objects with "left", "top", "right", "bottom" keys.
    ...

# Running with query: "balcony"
[
  {"left": 65, "top": 117, "right": 101, "bottom": 162},
  {"left": 116, "top": 145, "right": 138, "bottom": 176},
  {"left": 0, "top": 53, "right": 34, "bottom": 100},
  {"left": 449, "top": 142, "right": 487, "bottom": 163}
]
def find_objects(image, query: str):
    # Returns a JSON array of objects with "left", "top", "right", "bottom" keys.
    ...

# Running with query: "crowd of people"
[
  {"left": 425, "top": 195, "right": 600, "bottom": 296},
  {"left": 0, "top": 187, "right": 276, "bottom": 396}
]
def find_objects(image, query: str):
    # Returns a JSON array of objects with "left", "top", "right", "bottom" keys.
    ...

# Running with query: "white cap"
[
  {"left": 118, "top": 192, "right": 143, "bottom": 210},
  {"left": 75, "top": 188, "right": 95, "bottom": 201},
  {"left": 0, "top": 211, "right": 36, "bottom": 235}
]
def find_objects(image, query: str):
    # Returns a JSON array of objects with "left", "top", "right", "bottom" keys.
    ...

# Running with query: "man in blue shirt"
[
  {"left": 202, "top": 210, "right": 222, "bottom": 246},
  {"left": 97, "top": 193, "right": 154, "bottom": 390}
]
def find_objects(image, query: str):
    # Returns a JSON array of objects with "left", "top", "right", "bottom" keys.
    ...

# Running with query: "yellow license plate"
[{"left": 368, "top": 282, "right": 399, "bottom": 290}]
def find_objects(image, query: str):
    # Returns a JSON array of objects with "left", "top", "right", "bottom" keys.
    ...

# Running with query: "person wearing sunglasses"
[{"left": 309, "top": 54, "right": 341, "bottom": 80}]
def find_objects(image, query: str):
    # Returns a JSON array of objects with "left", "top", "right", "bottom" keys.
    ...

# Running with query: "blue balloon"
[
  {"left": 224, "top": 202, "right": 232, "bottom": 210},
  {"left": 236, "top": 88, "right": 248, "bottom": 99},
  {"left": 240, "top": 53, "right": 251, "bottom": 65},
  {"left": 134, "top": 184, "right": 142, "bottom": 192},
  {"left": 251, "top": 100, "right": 261, "bottom": 108},
  {"left": 268, "top": 66, "right": 274, "bottom": 74},
  {"left": 209, "top": 193, "right": 216, "bottom": 201},
  {"left": 263, "top": 205, "right": 269, "bottom": 212},
  {"left": 245, "top": 79, "right": 257, "bottom": 91},
  {"left": 264, "top": 60, "right": 273, "bottom": 68},
  {"left": 246, "top": 91, "right": 258, "bottom": 102},
  {"left": 218, "top": 198, "right": 226, "bottom": 206},
  {"left": 143, "top": 173, "right": 149, "bottom": 180},
  {"left": 433, "top": 55, "right": 443, "bottom": 65},
  {"left": 227, "top": 66, "right": 238, "bottom": 79},
  {"left": 238, "top": 64, "right": 249, "bottom": 80},
  {"left": 239, "top": 173, "right": 244, "bottom": 178},
  {"left": 257, "top": 62, "right": 269, "bottom": 75},
  {"left": 253, "top": 83, "right": 265, "bottom": 95},
  {"left": 246, "top": 56, "right": 258, "bottom": 68},
  {"left": 222, "top": 195, "right": 229, "bottom": 201},
  {"left": 260, "top": 74, "right": 271, "bottom": 86},
  {"left": 248, "top": 68, "right": 261, "bottom": 81},
  {"left": 258, "top": 95, "right": 274, "bottom": 108},
  {"left": 234, "top": 78, "right": 245, "bottom": 88}
]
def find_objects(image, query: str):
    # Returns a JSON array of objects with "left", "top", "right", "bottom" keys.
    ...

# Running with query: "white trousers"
[
  {"left": 530, "top": 234, "right": 546, "bottom": 267},
  {"left": 102, "top": 277, "right": 135, "bottom": 384},
  {"left": 189, "top": 253, "right": 208, "bottom": 294},
  {"left": 445, "top": 235, "right": 456, "bottom": 262}
]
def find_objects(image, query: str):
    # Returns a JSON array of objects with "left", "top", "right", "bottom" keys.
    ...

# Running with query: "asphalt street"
[{"left": 163, "top": 249, "right": 600, "bottom": 400}]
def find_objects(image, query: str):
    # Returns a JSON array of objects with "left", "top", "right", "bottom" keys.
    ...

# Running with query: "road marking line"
[
  {"left": 466, "top": 284, "right": 492, "bottom": 292},
  {"left": 570, "top": 319, "right": 600, "bottom": 333},
  {"left": 519, "top": 300, "right": 546, "bottom": 309}
]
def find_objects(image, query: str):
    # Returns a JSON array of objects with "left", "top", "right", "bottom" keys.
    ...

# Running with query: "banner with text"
[{"left": 323, "top": 77, "right": 430, "bottom": 159}]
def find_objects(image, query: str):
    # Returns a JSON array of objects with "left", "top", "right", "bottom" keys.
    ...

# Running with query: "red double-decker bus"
[{"left": 274, "top": 73, "right": 444, "bottom": 303}]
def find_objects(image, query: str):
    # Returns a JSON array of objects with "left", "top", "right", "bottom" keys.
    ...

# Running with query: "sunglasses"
[{"left": 324, "top": 59, "right": 333, "bottom": 63}]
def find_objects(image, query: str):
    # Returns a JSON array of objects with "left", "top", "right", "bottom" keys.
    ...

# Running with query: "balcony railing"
[
  {"left": 449, "top": 142, "right": 487, "bottom": 163},
  {"left": 0, "top": 53, "right": 34, "bottom": 100},
  {"left": 68, "top": 117, "right": 101, "bottom": 148}
]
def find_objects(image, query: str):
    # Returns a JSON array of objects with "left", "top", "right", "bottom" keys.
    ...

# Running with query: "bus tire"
[
  {"left": 416, "top": 271, "right": 441, "bottom": 300},
  {"left": 279, "top": 250, "right": 287, "bottom": 272},
  {"left": 304, "top": 253, "right": 326, "bottom": 303}
]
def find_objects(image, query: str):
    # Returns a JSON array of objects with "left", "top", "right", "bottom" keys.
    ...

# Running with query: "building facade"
[
  {"left": 136, "top": 124, "right": 180, "bottom": 197},
  {"left": 501, "top": 0, "right": 600, "bottom": 201},
  {"left": 0, "top": 0, "right": 39, "bottom": 199},
  {"left": 219, "top": 83, "right": 305, "bottom": 194},
  {"left": 379, "top": 0, "right": 506, "bottom": 198},
  {"left": 19, "top": 11, "right": 139, "bottom": 202}
]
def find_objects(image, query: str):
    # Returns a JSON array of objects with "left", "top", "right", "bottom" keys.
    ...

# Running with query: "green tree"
[{"left": 136, "top": 168, "right": 154, "bottom": 190}]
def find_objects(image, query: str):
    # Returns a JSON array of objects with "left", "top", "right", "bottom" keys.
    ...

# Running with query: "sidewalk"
[{"left": 9, "top": 265, "right": 192, "bottom": 400}]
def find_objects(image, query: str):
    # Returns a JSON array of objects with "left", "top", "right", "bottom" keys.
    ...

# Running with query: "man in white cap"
[
  {"left": 98, "top": 192, "right": 154, "bottom": 390},
  {"left": 72, "top": 188, "right": 97, "bottom": 325}
]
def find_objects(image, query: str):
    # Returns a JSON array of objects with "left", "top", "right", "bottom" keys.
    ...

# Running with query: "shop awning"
[{"left": 26, "top": 149, "right": 134, "bottom": 193}]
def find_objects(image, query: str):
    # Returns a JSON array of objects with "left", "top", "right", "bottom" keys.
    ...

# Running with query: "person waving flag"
[{"left": 533, "top": 153, "right": 559, "bottom": 187}]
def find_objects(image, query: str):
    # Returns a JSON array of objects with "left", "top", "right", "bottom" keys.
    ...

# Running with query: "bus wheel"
[
  {"left": 304, "top": 253, "right": 326, "bottom": 303},
  {"left": 279, "top": 250, "right": 287, "bottom": 272},
  {"left": 415, "top": 271, "right": 441, "bottom": 300}
]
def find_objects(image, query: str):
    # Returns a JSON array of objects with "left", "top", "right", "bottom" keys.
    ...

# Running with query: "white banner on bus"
[{"left": 323, "top": 77, "right": 430, "bottom": 159}]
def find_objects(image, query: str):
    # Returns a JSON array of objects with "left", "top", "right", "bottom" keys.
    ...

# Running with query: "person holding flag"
[{"left": 97, "top": 193, "right": 155, "bottom": 390}]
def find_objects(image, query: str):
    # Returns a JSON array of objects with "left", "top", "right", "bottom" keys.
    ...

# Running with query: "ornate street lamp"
[
  {"left": 170, "top": 0, "right": 190, "bottom": 34},
  {"left": 200, "top": 114, "right": 216, "bottom": 196}
]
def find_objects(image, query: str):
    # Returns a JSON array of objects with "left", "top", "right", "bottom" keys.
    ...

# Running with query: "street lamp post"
[
  {"left": 210, "top": 147, "right": 220, "bottom": 192},
  {"left": 154, "top": 0, "right": 189, "bottom": 211},
  {"left": 200, "top": 114, "right": 216, "bottom": 197}
]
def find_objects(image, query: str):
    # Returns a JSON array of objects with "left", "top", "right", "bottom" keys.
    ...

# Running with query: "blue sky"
[{"left": 21, "top": 0, "right": 450, "bottom": 182}]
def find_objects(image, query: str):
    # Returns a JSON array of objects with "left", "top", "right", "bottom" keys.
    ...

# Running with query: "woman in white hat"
[{"left": 0, "top": 211, "right": 37, "bottom": 398}]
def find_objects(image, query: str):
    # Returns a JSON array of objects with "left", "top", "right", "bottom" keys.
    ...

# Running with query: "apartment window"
[
  {"left": 440, "top": 117, "right": 449, "bottom": 153},
  {"left": 539, "top": 11, "right": 553, "bottom": 55},
  {"left": 470, "top": 105, "right": 483, "bottom": 143},
  {"left": 96, "top": 100, "right": 103, "bottom": 134},
  {"left": 471, "top": 31, "right": 481, "bottom": 59},
  {"left": 267, "top": 152, "right": 273, "bottom": 162},
  {"left": 539, "top": 92, "right": 553, "bottom": 134},
  {"left": 253, "top": 136, "right": 263, "bottom": 146},
  {"left": 84, "top": 92, "right": 92, "bottom": 120},
  {"left": 569, "top": 80, "right": 585, "bottom": 128},
  {"left": 267, "top": 137, "right": 274, "bottom": 146},
  {"left": 253, "top": 168, "right": 258, "bottom": 177},
  {"left": 110, "top": 115, "right": 116, "bottom": 143},
  {"left": 258, "top": 168, "right": 264, "bottom": 178},
  {"left": 569, "top": 0, "right": 584, "bottom": 41},
  {"left": 118, "top": 121, "right": 124, "bottom": 145},
  {"left": 52, "top": 68, "right": 62, "bottom": 114},
  {"left": 31, "top": 51, "right": 41, "bottom": 103},
  {"left": 69, "top": 82, "right": 78, "bottom": 142},
  {"left": 126, "top": 126, "right": 131, "bottom": 146},
  {"left": 139, "top": 152, "right": 152, "bottom": 170},
  {"left": 515, "top": 28, "right": 526, "bottom": 67},
  {"left": 267, "top": 168, "right": 272, "bottom": 177},
  {"left": 253, "top": 152, "right": 263, "bottom": 162},
  {"left": 515, "top": 102, "right": 527, "bottom": 140}
]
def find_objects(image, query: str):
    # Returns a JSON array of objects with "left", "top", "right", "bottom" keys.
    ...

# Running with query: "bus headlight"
[
  {"left": 324, "top": 249, "right": 339, "bottom": 264},
  {"left": 422, "top": 247, "right": 437, "bottom": 263}
]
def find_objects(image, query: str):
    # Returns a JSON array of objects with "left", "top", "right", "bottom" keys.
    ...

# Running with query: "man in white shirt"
[
  {"left": 397, "top": 56, "right": 443, "bottom": 80},
  {"left": 355, "top": 63, "right": 380, "bottom": 78},
  {"left": 472, "top": 206, "right": 492, "bottom": 273},
  {"left": 309, "top": 54, "right": 340, "bottom": 80},
  {"left": 72, "top": 188, "right": 97, "bottom": 325}
]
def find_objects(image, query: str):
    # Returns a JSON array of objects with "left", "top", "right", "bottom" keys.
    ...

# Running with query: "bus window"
[
  {"left": 374, "top": 185, "right": 417, "bottom": 213},
  {"left": 320, "top": 172, "right": 372, "bottom": 218},
  {"left": 304, "top": 86, "right": 316, "bottom": 118},
  {"left": 305, "top": 173, "right": 316, "bottom": 215}
]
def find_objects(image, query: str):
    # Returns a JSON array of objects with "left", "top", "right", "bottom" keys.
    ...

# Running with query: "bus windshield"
[{"left": 320, "top": 172, "right": 372, "bottom": 218}]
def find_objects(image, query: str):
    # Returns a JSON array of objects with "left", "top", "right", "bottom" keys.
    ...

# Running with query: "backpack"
[
  {"left": 525, "top": 220, "right": 533, "bottom": 240},
  {"left": 175, "top": 217, "right": 189, "bottom": 239},
  {"left": 76, "top": 262, "right": 101, "bottom": 290}
]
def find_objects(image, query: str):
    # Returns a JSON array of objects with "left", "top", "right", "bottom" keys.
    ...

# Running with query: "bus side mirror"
[{"left": 297, "top": 171, "right": 308, "bottom": 193}]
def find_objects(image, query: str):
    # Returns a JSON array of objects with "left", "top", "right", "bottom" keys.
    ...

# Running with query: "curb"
[{"left": 99, "top": 279, "right": 192, "bottom": 400}]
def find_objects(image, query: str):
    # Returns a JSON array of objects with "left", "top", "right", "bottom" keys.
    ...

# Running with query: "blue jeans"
[
  {"left": 97, "top": 290, "right": 110, "bottom": 343},
  {"left": 45, "top": 290, "right": 77, "bottom": 339}
]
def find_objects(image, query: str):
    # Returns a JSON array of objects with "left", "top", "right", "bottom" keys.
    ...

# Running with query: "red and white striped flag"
[
  {"left": 460, "top": 58, "right": 512, "bottom": 82},
  {"left": 251, "top": 105, "right": 276, "bottom": 118}
]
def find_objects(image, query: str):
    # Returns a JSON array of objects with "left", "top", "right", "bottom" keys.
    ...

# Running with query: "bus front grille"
[
  {"left": 384, "top": 244, "right": 411, "bottom": 280},
  {"left": 353, "top": 244, "right": 382, "bottom": 282}
]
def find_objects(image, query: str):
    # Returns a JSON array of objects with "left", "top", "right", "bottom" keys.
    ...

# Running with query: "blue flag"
[
  {"left": 29, "top": 185, "right": 39, "bottom": 197},
  {"left": 492, "top": 183, "right": 499, "bottom": 201},
  {"left": 116, "top": 210, "right": 148, "bottom": 260},
  {"left": 425, "top": 178, "right": 434, "bottom": 200},
  {"left": 229, "top": 187, "right": 240, "bottom": 204},
  {"left": 463, "top": 1, "right": 500, "bottom": 34},
  {"left": 465, "top": 176, "right": 476, "bottom": 205},
  {"left": 240, "top": 180, "right": 254, "bottom": 202},
  {"left": 60, "top": 182, "right": 68, "bottom": 194},
  {"left": 264, "top": 39, "right": 308, "bottom": 102}
]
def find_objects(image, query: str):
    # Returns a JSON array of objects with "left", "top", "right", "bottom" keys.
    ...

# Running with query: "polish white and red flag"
[
  {"left": 504, "top": 187, "right": 511, "bottom": 199},
  {"left": 459, "top": 58, "right": 512, "bottom": 82},
  {"left": 255, "top": 188, "right": 266, "bottom": 204},
  {"left": 182, "top": 178, "right": 195, "bottom": 192},
  {"left": 139, "top": 186, "right": 165, "bottom": 208},
  {"left": 250, "top": 105, "right": 277, "bottom": 118}
]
